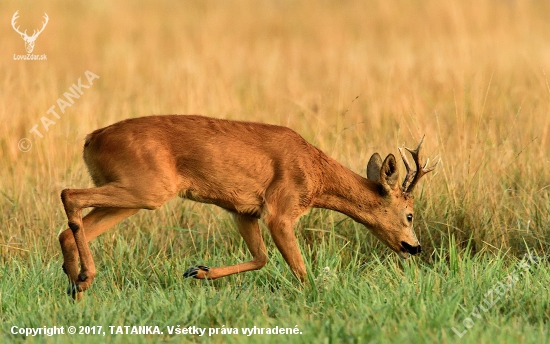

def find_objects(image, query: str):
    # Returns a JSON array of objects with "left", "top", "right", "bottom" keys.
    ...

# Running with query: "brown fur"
[{"left": 59, "top": 114, "right": 433, "bottom": 299}]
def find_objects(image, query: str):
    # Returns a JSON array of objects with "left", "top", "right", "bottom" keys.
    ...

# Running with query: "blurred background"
[{"left": 1, "top": 0, "right": 549, "bottom": 263}]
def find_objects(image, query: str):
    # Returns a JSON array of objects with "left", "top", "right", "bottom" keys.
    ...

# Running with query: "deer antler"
[
  {"left": 11, "top": 11, "right": 48, "bottom": 39},
  {"left": 398, "top": 135, "right": 438, "bottom": 193},
  {"left": 398, "top": 147, "right": 415, "bottom": 191},
  {"left": 11, "top": 11, "right": 27, "bottom": 37},
  {"left": 31, "top": 13, "right": 49, "bottom": 38}
]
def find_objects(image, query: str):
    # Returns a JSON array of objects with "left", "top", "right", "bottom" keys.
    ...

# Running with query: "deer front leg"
[
  {"left": 265, "top": 215, "right": 306, "bottom": 282},
  {"left": 184, "top": 213, "right": 268, "bottom": 279}
]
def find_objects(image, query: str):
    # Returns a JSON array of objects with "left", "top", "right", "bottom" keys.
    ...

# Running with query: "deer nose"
[{"left": 401, "top": 241, "right": 422, "bottom": 255}]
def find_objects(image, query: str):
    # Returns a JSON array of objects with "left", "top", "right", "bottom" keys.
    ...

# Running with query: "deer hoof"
[
  {"left": 67, "top": 283, "right": 84, "bottom": 301},
  {"left": 67, "top": 283, "right": 78, "bottom": 297},
  {"left": 183, "top": 265, "right": 210, "bottom": 279}
]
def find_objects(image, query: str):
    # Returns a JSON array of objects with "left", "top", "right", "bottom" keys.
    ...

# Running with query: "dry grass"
[{"left": 1, "top": 0, "right": 549, "bottom": 261}]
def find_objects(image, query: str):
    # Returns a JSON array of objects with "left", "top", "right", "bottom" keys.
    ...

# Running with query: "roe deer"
[{"left": 59, "top": 115, "right": 437, "bottom": 299}]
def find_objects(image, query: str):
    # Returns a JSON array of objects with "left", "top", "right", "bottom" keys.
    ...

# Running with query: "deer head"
[
  {"left": 366, "top": 136, "right": 438, "bottom": 259},
  {"left": 12, "top": 11, "right": 49, "bottom": 54}
]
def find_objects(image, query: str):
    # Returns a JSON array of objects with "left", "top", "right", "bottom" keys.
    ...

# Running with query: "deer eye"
[{"left": 407, "top": 214, "right": 413, "bottom": 222}]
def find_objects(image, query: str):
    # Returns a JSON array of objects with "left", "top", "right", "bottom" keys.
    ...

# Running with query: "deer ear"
[
  {"left": 380, "top": 154, "right": 399, "bottom": 192},
  {"left": 366, "top": 153, "right": 382, "bottom": 182}
]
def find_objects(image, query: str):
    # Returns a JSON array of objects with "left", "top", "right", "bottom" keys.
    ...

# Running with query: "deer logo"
[{"left": 11, "top": 11, "right": 49, "bottom": 54}]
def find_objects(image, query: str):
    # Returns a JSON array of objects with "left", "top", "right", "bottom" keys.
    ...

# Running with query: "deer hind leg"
[
  {"left": 61, "top": 184, "right": 174, "bottom": 297},
  {"left": 59, "top": 207, "right": 139, "bottom": 299},
  {"left": 184, "top": 213, "right": 267, "bottom": 279}
]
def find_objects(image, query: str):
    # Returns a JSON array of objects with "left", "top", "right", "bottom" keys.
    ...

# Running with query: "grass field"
[{"left": 1, "top": 0, "right": 549, "bottom": 343}]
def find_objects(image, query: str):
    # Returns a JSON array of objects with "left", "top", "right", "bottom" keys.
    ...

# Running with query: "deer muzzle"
[{"left": 401, "top": 241, "right": 422, "bottom": 255}]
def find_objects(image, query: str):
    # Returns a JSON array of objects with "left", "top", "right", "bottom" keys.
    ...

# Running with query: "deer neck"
[{"left": 312, "top": 156, "right": 380, "bottom": 225}]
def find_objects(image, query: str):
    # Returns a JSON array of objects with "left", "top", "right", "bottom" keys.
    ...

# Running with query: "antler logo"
[{"left": 11, "top": 11, "right": 49, "bottom": 53}]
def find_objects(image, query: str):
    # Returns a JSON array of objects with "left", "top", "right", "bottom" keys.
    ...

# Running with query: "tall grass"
[{"left": 0, "top": 0, "right": 549, "bottom": 342}]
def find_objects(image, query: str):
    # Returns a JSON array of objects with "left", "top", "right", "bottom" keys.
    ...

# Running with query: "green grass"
[{"left": 1, "top": 211, "right": 548, "bottom": 343}]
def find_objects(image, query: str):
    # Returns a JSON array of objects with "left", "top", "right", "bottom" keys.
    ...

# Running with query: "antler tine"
[
  {"left": 32, "top": 13, "right": 49, "bottom": 37},
  {"left": 402, "top": 135, "right": 438, "bottom": 193},
  {"left": 11, "top": 10, "right": 19, "bottom": 24},
  {"left": 398, "top": 147, "right": 415, "bottom": 191},
  {"left": 11, "top": 11, "right": 25, "bottom": 36}
]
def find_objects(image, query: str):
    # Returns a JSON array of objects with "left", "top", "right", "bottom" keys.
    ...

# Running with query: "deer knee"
[
  {"left": 60, "top": 189, "right": 69, "bottom": 203},
  {"left": 60, "top": 189, "right": 74, "bottom": 208},
  {"left": 265, "top": 216, "right": 289, "bottom": 233},
  {"left": 61, "top": 189, "right": 82, "bottom": 217}
]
